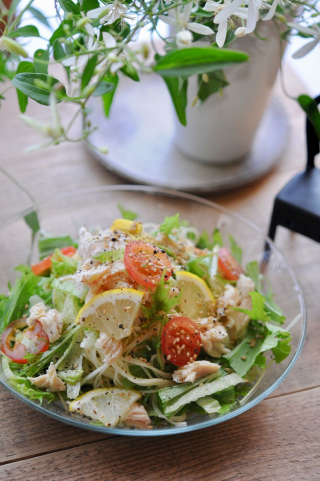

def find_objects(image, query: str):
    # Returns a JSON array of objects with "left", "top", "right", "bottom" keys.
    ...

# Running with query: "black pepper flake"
[{"left": 119, "top": 324, "right": 124, "bottom": 329}]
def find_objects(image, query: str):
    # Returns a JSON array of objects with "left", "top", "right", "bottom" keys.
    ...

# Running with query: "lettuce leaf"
[
  {"left": 0, "top": 266, "right": 39, "bottom": 333},
  {"left": 232, "top": 292, "right": 271, "bottom": 322},
  {"left": 38, "top": 235, "right": 77, "bottom": 259},
  {"left": 159, "top": 213, "right": 181, "bottom": 235},
  {"left": 228, "top": 234, "right": 242, "bottom": 264},
  {"left": 2, "top": 356, "right": 55, "bottom": 403},
  {"left": 223, "top": 323, "right": 292, "bottom": 376},
  {"left": 51, "top": 248, "right": 78, "bottom": 277},
  {"left": 142, "top": 275, "right": 182, "bottom": 320},
  {"left": 117, "top": 204, "right": 138, "bottom": 221},
  {"left": 158, "top": 372, "right": 243, "bottom": 416},
  {"left": 196, "top": 228, "right": 223, "bottom": 250}
]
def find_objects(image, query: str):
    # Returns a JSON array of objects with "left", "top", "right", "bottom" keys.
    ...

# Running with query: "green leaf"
[
  {"left": 53, "top": 42, "right": 66, "bottom": 61},
  {"left": 228, "top": 234, "right": 242, "bottom": 264},
  {"left": 196, "top": 396, "right": 221, "bottom": 413},
  {"left": 212, "top": 228, "right": 223, "bottom": 247},
  {"left": 154, "top": 47, "right": 248, "bottom": 78},
  {"left": 223, "top": 322, "right": 291, "bottom": 376},
  {"left": 7, "top": 25, "right": 40, "bottom": 38},
  {"left": 12, "top": 73, "right": 66, "bottom": 106},
  {"left": 15, "top": 61, "right": 33, "bottom": 113},
  {"left": 34, "top": 49, "right": 49, "bottom": 74},
  {"left": 80, "top": 0, "right": 100, "bottom": 12},
  {"left": 92, "top": 80, "right": 115, "bottom": 97},
  {"left": 49, "top": 21, "right": 72, "bottom": 46},
  {"left": 232, "top": 292, "right": 270, "bottom": 322},
  {"left": 159, "top": 213, "right": 181, "bottom": 235},
  {"left": 102, "top": 73, "right": 118, "bottom": 117},
  {"left": 142, "top": 275, "right": 182, "bottom": 320},
  {"left": 38, "top": 235, "right": 77, "bottom": 259},
  {"left": 58, "top": 0, "right": 81, "bottom": 14},
  {"left": 297, "top": 95, "right": 320, "bottom": 140},
  {"left": 3, "top": 362, "right": 55, "bottom": 403},
  {"left": 118, "top": 203, "right": 138, "bottom": 220},
  {"left": 245, "top": 261, "right": 261, "bottom": 291},
  {"left": 185, "top": 254, "right": 212, "bottom": 279},
  {"left": 198, "top": 70, "right": 229, "bottom": 102},
  {"left": 81, "top": 55, "right": 97, "bottom": 91},
  {"left": 223, "top": 335, "right": 265, "bottom": 377},
  {"left": 51, "top": 248, "right": 78, "bottom": 277},
  {"left": 28, "top": 6, "right": 51, "bottom": 29},
  {"left": 24, "top": 210, "right": 40, "bottom": 234},
  {"left": 92, "top": 249, "right": 125, "bottom": 263},
  {"left": 120, "top": 63, "right": 140, "bottom": 82},
  {"left": 0, "top": 267, "right": 39, "bottom": 332},
  {"left": 162, "top": 76, "right": 188, "bottom": 126}
]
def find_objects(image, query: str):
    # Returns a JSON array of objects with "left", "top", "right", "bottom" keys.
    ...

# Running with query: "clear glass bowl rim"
[{"left": 0, "top": 185, "right": 307, "bottom": 437}]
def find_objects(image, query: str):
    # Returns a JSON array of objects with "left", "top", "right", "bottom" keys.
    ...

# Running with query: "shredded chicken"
[
  {"left": 28, "top": 363, "right": 66, "bottom": 392},
  {"left": 27, "top": 302, "right": 63, "bottom": 343},
  {"left": 195, "top": 317, "right": 230, "bottom": 358},
  {"left": 173, "top": 360, "right": 220, "bottom": 383},
  {"left": 77, "top": 227, "right": 130, "bottom": 264},
  {"left": 95, "top": 333, "right": 123, "bottom": 365},
  {"left": 123, "top": 402, "right": 151, "bottom": 429},
  {"left": 218, "top": 275, "right": 255, "bottom": 341}
]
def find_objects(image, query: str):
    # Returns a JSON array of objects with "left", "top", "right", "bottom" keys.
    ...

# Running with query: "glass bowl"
[{"left": 0, "top": 186, "right": 306, "bottom": 436}]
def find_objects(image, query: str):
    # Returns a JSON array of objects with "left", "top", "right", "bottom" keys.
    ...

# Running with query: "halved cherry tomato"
[
  {"left": 1, "top": 318, "right": 50, "bottom": 364},
  {"left": 32, "top": 245, "right": 77, "bottom": 276},
  {"left": 161, "top": 317, "right": 202, "bottom": 366},
  {"left": 124, "top": 241, "right": 173, "bottom": 289},
  {"left": 218, "top": 247, "right": 243, "bottom": 281}
]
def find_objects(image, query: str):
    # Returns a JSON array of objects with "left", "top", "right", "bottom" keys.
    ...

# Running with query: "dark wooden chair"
[{"left": 268, "top": 95, "right": 320, "bottom": 243}]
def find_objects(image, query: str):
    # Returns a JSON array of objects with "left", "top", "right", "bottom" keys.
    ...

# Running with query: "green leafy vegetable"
[
  {"left": 0, "top": 266, "right": 39, "bottom": 332},
  {"left": 228, "top": 234, "right": 242, "bottom": 264},
  {"left": 232, "top": 292, "right": 270, "bottom": 322},
  {"left": 2, "top": 357, "right": 55, "bottom": 403},
  {"left": 117, "top": 204, "right": 138, "bottom": 221},
  {"left": 142, "top": 275, "right": 182, "bottom": 320},
  {"left": 92, "top": 249, "right": 125, "bottom": 263},
  {"left": 158, "top": 372, "right": 243, "bottom": 416},
  {"left": 38, "top": 235, "right": 77, "bottom": 259},
  {"left": 196, "top": 228, "right": 223, "bottom": 250},
  {"left": 223, "top": 322, "right": 292, "bottom": 376},
  {"left": 159, "top": 213, "right": 183, "bottom": 235},
  {"left": 51, "top": 249, "right": 78, "bottom": 277},
  {"left": 196, "top": 396, "right": 221, "bottom": 413}
]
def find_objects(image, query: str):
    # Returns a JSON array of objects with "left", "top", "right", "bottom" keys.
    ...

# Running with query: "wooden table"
[{"left": 0, "top": 64, "right": 319, "bottom": 481}]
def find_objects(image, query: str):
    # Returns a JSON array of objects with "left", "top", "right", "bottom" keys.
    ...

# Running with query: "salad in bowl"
[{"left": 0, "top": 209, "right": 294, "bottom": 431}]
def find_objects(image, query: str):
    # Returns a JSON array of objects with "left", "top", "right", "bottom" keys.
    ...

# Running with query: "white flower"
[
  {"left": 176, "top": 30, "right": 193, "bottom": 48},
  {"left": 160, "top": 2, "right": 214, "bottom": 37},
  {"left": 87, "top": 2, "right": 135, "bottom": 25},
  {"left": 235, "top": 26, "right": 247, "bottom": 37},
  {"left": 263, "top": 0, "right": 278, "bottom": 22},
  {"left": 246, "top": 0, "right": 263, "bottom": 34},
  {"left": 106, "top": 52, "right": 124, "bottom": 73},
  {"left": 20, "top": 93, "right": 64, "bottom": 151},
  {"left": 205, "top": 0, "right": 248, "bottom": 47},
  {"left": 288, "top": 22, "right": 320, "bottom": 59}
]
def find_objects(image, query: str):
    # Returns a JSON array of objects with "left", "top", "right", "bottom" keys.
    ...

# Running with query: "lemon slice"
[
  {"left": 111, "top": 219, "right": 143, "bottom": 235},
  {"left": 175, "top": 271, "right": 215, "bottom": 319},
  {"left": 69, "top": 387, "right": 141, "bottom": 427},
  {"left": 75, "top": 288, "right": 144, "bottom": 340}
]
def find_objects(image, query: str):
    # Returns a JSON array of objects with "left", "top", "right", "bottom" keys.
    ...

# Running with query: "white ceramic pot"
[{"left": 174, "top": 22, "right": 285, "bottom": 164}]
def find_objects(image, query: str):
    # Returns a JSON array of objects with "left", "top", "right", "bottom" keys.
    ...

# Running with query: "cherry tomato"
[
  {"left": 218, "top": 247, "right": 243, "bottom": 281},
  {"left": 161, "top": 317, "right": 202, "bottom": 366},
  {"left": 32, "top": 245, "right": 77, "bottom": 276},
  {"left": 1, "top": 318, "right": 50, "bottom": 364},
  {"left": 124, "top": 241, "right": 173, "bottom": 289}
]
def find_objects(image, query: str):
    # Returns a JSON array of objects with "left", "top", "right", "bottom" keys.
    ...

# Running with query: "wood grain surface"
[{"left": 0, "top": 64, "right": 319, "bottom": 480}]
